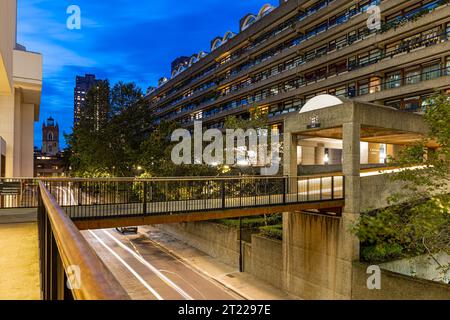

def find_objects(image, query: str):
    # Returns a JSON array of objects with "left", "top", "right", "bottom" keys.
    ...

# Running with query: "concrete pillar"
[
  {"left": 342, "top": 121, "right": 361, "bottom": 214},
  {"left": 20, "top": 103, "right": 35, "bottom": 177},
  {"left": 283, "top": 131, "right": 297, "bottom": 177},
  {"left": 300, "top": 146, "right": 315, "bottom": 165},
  {"left": 0, "top": 91, "right": 16, "bottom": 177},
  {"left": 334, "top": 121, "right": 361, "bottom": 299},
  {"left": 315, "top": 144, "right": 325, "bottom": 165}
]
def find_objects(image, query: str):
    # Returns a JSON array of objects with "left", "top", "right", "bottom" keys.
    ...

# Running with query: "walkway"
[{"left": 0, "top": 222, "right": 40, "bottom": 300}]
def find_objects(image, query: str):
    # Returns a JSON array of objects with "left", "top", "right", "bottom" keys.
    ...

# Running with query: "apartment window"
[
  {"left": 421, "top": 94, "right": 433, "bottom": 111},
  {"left": 422, "top": 63, "right": 441, "bottom": 80},
  {"left": 348, "top": 56, "right": 358, "bottom": 70},
  {"left": 348, "top": 31, "right": 357, "bottom": 44},
  {"left": 270, "top": 85, "right": 279, "bottom": 96},
  {"left": 358, "top": 80, "right": 369, "bottom": 96},
  {"left": 329, "top": 60, "right": 347, "bottom": 75},
  {"left": 369, "top": 49, "right": 381, "bottom": 63},
  {"left": 306, "top": 49, "right": 316, "bottom": 61},
  {"left": 369, "top": 77, "right": 381, "bottom": 94},
  {"left": 358, "top": 53, "right": 370, "bottom": 67},
  {"left": 293, "top": 99, "right": 303, "bottom": 110},
  {"left": 405, "top": 68, "right": 421, "bottom": 85},
  {"left": 316, "top": 67, "right": 327, "bottom": 80},
  {"left": 284, "top": 80, "right": 296, "bottom": 92},
  {"left": 336, "top": 35, "right": 347, "bottom": 50},
  {"left": 386, "top": 72, "right": 402, "bottom": 89},
  {"left": 404, "top": 96, "right": 420, "bottom": 111},
  {"left": 335, "top": 86, "right": 347, "bottom": 97},
  {"left": 316, "top": 45, "right": 328, "bottom": 57},
  {"left": 348, "top": 83, "right": 356, "bottom": 97},
  {"left": 446, "top": 57, "right": 450, "bottom": 74},
  {"left": 305, "top": 71, "right": 316, "bottom": 83},
  {"left": 285, "top": 59, "right": 296, "bottom": 70}
]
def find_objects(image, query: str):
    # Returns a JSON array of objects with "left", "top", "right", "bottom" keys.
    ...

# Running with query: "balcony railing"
[
  {"left": 37, "top": 181, "right": 129, "bottom": 300},
  {"left": 38, "top": 175, "right": 344, "bottom": 221}
]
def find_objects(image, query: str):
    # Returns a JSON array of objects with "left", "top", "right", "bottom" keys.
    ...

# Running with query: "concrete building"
[
  {"left": 0, "top": 0, "right": 43, "bottom": 178},
  {"left": 73, "top": 74, "right": 107, "bottom": 129},
  {"left": 146, "top": 0, "right": 450, "bottom": 143}
]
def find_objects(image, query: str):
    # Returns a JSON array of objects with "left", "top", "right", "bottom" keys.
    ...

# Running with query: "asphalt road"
[{"left": 83, "top": 228, "right": 240, "bottom": 300}]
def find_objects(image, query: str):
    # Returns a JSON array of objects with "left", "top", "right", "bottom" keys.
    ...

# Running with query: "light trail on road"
[{"left": 88, "top": 230, "right": 164, "bottom": 300}]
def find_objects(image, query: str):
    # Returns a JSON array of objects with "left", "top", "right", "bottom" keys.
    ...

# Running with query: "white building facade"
[{"left": 0, "top": 0, "right": 42, "bottom": 177}]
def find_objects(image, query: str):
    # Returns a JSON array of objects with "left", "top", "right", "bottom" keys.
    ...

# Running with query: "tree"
[
  {"left": 139, "top": 121, "right": 218, "bottom": 177},
  {"left": 66, "top": 81, "right": 150, "bottom": 177},
  {"left": 353, "top": 93, "right": 450, "bottom": 280}
]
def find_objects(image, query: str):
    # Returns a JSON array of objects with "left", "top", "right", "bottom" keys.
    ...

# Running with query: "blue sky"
[{"left": 18, "top": 0, "right": 277, "bottom": 149}]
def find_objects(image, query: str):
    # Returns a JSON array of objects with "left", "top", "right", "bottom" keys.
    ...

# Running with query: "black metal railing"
[
  {"left": 2, "top": 175, "right": 345, "bottom": 220},
  {"left": 0, "top": 178, "right": 38, "bottom": 209},
  {"left": 39, "top": 175, "right": 344, "bottom": 221}
]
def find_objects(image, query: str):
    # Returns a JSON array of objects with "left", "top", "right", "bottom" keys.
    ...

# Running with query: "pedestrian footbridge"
[{"left": 1, "top": 175, "right": 345, "bottom": 229}]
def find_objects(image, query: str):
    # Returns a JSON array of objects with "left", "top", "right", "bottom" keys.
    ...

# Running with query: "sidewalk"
[
  {"left": 139, "top": 225, "right": 299, "bottom": 300},
  {"left": 0, "top": 222, "right": 40, "bottom": 300}
]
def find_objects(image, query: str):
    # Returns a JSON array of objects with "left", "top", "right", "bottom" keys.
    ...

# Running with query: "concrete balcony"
[{"left": 13, "top": 49, "right": 43, "bottom": 120}]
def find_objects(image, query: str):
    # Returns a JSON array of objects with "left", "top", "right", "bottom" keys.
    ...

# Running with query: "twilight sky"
[{"left": 17, "top": 0, "right": 277, "bottom": 149}]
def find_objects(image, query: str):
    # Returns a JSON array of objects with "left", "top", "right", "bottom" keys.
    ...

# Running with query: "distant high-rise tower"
[
  {"left": 42, "top": 117, "right": 59, "bottom": 156},
  {"left": 73, "top": 74, "right": 104, "bottom": 128}
]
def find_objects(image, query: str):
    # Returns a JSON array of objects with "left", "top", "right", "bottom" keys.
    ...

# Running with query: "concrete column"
[
  {"left": 20, "top": 103, "right": 34, "bottom": 177},
  {"left": 0, "top": 91, "right": 16, "bottom": 177},
  {"left": 315, "top": 143, "right": 325, "bottom": 165},
  {"left": 342, "top": 121, "right": 361, "bottom": 214},
  {"left": 333, "top": 121, "right": 361, "bottom": 299},
  {"left": 283, "top": 131, "right": 297, "bottom": 177},
  {"left": 300, "top": 146, "right": 315, "bottom": 165}
]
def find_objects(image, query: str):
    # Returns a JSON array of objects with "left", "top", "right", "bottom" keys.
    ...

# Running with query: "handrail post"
[
  {"left": 331, "top": 176, "right": 335, "bottom": 200},
  {"left": 143, "top": 182, "right": 147, "bottom": 215},
  {"left": 282, "top": 177, "right": 286, "bottom": 204},
  {"left": 221, "top": 180, "right": 226, "bottom": 209},
  {"left": 77, "top": 182, "right": 82, "bottom": 206}
]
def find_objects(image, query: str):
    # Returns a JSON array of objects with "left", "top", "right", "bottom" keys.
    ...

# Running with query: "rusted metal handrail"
[{"left": 38, "top": 181, "right": 130, "bottom": 300}]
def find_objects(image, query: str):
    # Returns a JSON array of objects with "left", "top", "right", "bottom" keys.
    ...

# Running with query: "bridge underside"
[{"left": 73, "top": 199, "right": 344, "bottom": 230}]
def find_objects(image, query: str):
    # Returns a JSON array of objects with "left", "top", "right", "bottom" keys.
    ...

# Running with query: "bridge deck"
[{"left": 1, "top": 176, "right": 345, "bottom": 229}]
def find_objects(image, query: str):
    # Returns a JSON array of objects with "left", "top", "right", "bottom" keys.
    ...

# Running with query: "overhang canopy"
[{"left": 285, "top": 98, "right": 439, "bottom": 148}]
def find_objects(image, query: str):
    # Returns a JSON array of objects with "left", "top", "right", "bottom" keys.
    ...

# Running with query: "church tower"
[{"left": 42, "top": 117, "right": 59, "bottom": 156}]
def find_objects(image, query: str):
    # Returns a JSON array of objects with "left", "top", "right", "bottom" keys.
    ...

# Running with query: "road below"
[{"left": 83, "top": 228, "right": 240, "bottom": 300}]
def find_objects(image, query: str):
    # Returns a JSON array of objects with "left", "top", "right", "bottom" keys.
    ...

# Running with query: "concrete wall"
[
  {"left": 244, "top": 235, "right": 284, "bottom": 289},
  {"left": 380, "top": 253, "right": 450, "bottom": 284},
  {"left": 360, "top": 174, "right": 406, "bottom": 211},
  {"left": 0, "top": 0, "right": 15, "bottom": 95},
  {"left": 160, "top": 221, "right": 286, "bottom": 290},
  {"left": 157, "top": 222, "right": 240, "bottom": 267},
  {"left": 282, "top": 211, "right": 353, "bottom": 299},
  {"left": 352, "top": 262, "right": 450, "bottom": 300}
]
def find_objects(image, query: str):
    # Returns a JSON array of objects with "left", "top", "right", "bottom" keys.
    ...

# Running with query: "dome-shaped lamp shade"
[{"left": 300, "top": 94, "right": 344, "bottom": 113}]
